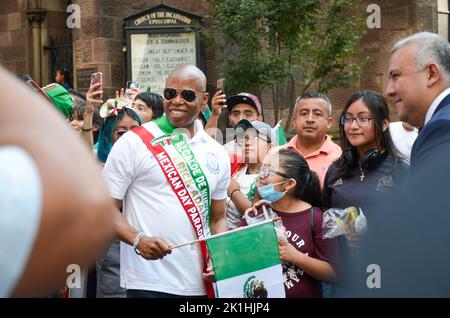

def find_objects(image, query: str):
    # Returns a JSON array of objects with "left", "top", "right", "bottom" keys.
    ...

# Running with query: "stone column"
[{"left": 26, "top": 4, "right": 46, "bottom": 84}]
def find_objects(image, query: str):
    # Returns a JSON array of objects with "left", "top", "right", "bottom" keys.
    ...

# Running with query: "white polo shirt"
[
  {"left": 0, "top": 146, "right": 42, "bottom": 297},
  {"left": 103, "top": 119, "right": 230, "bottom": 295},
  {"left": 389, "top": 121, "right": 418, "bottom": 161}
]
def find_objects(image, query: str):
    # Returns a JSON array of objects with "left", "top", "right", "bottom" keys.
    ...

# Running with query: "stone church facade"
[{"left": 0, "top": 0, "right": 447, "bottom": 133}]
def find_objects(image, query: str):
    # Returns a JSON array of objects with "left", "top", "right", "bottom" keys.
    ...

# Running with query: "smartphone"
[
  {"left": 125, "top": 81, "right": 140, "bottom": 99},
  {"left": 126, "top": 81, "right": 140, "bottom": 90},
  {"left": 217, "top": 78, "right": 226, "bottom": 106},
  {"left": 217, "top": 78, "right": 225, "bottom": 95},
  {"left": 90, "top": 72, "right": 103, "bottom": 99}
]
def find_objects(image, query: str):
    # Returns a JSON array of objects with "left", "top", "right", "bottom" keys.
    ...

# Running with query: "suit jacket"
[
  {"left": 410, "top": 93, "right": 450, "bottom": 170},
  {"left": 350, "top": 92, "right": 450, "bottom": 297}
]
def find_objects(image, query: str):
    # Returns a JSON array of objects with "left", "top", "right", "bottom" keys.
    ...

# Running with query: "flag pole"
[
  {"left": 171, "top": 217, "right": 281, "bottom": 250},
  {"left": 273, "top": 119, "right": 282, "bottom": 130}
]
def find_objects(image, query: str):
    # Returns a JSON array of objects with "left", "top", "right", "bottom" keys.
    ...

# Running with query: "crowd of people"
[{"left": 1, "top": 31, "right": 450, "bottom": 298}]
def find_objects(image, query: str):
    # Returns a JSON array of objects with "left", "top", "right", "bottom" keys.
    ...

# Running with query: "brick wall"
[
  {"left": 0, "top": 0, "right": 71, "bottom": 85},
  {"left": 72, "top": 0, "right": 215, "bottom": 99},
  {"left": 323, "top": 0, "right": 438, "bottom": 135},
  {"left": 0, "top": 0, "right": 439, "bottom": 133},
  {"left": 0, "top": 0, "right": 28, "bottom": 76}
]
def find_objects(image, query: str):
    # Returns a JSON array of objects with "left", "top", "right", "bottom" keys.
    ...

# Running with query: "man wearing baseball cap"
[
  {"left": 224, "top": 93, "right": 263, "bottom": 155},
  {"left": 227, "top": 93, "right": 263, "bottom": 128},
  {"left": 42, "top": 83, "right": 74, "bottom": 119}
]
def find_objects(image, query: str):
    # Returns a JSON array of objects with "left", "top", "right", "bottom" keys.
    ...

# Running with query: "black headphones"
[{"left": 344, "top": 148, "right": 386, "bottom": 170}]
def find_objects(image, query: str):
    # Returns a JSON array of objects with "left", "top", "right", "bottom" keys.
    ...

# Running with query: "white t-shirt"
[
  {"left": 103, "top": 119, "right": 230, "bottom": 295},
  {"left": 0, "top": 146, "right": 42, "bottom": 297},
  {"left": 226, "top": 166, "right": 258, "bottom": 230},
  {"left": 389, "top": 122, "right": 418, "bottom": 161}
]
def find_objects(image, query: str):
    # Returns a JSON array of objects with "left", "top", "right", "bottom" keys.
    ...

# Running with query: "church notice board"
[{"left": 124, "top": 5, "right": 203, "bottom": 95}]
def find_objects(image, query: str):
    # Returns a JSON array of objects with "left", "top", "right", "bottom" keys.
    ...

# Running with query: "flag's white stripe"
[{"left": 215, "top": 264, "right": 285, "bottom": 298}]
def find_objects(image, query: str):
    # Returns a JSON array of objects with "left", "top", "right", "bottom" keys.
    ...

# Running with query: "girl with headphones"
[
  {"left": 321, "top": 90, "right": 409, "bottom": 297},
  {"left": 322, "top": 90, "right": 409, "bottom": 211}
]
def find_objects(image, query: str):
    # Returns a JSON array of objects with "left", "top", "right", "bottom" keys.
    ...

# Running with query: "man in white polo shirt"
[{"left": 103, "top": 65, "right": 230, "bottom": 298}]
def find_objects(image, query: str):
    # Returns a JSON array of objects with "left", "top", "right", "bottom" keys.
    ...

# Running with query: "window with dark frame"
[{"left": 438, "top": 0, "right": 450, "bottom": 41}]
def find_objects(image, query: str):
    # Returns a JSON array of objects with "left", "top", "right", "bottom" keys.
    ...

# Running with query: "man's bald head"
[
  {"left": 163, "top": 64, "right": 209, "bottom": 134},
  {"left": 166, "top": 64, "right": 207, "bottom": 92}
]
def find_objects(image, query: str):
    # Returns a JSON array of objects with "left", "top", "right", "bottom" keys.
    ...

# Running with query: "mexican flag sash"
[{"left": 132, "top": 116, "right": 214, "bottom": 297}]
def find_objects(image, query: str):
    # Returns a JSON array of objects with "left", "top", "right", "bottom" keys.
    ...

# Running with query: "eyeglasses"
[
  {"left": 340, "top": 115, "right": 373, "bottom": 127},
  {"left": 258, "top": 166, "right": 292, "bottom": 180},
  {"left": 163, "top": 88, "right": 204, "bottom": 103}
]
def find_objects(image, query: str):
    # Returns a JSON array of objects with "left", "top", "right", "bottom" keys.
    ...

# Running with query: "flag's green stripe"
[
  {"left": 276, "top": 126, "right": 287, "bottom": 146},
  {"left": 207, "top": 222, "right": 280, "bottom": 280}
]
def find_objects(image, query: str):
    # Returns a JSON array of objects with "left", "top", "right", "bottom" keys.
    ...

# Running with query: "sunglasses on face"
[{"left": 163, "top": 88, "right": 203, "bottom": 103}]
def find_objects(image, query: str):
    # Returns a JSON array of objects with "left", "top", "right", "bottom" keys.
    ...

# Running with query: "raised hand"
[{"left": 210, "top": 90, "right": 227, "bottom": 116}]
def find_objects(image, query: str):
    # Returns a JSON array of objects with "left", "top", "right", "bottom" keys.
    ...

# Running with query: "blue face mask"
[{"left": 257, "top": 181, "right": 288, "bottom": 202}]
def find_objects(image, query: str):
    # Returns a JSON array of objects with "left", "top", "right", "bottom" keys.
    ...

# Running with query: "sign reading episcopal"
[
  {"left": 131, "top": 32, "right": 196, "bottom": 95},
  {"left": 124, "top": 5, "right": 202, "bottom": 95},
  {"left": 133, "top": 11, "right": 192, "bottom": 26}
]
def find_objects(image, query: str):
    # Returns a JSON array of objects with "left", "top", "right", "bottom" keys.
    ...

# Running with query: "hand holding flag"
[
  {"left": 202, "top": 258, "right": 215, "bottom": 283},
  {"left": 136, "top": 235, "right": 172, "bottom": 260},
  {"left": 278, "top": 239, "right": 303, "bottom": 264}
]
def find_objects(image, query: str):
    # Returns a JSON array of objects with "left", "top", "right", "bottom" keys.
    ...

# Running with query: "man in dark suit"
[
  {"left": 348, "top": 32, "right": 450, "bottom": 297},
  {"left": 386, "top": 32, "right": 450, "bottom": 170}
]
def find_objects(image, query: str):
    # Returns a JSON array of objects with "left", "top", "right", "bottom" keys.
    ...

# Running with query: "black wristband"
[{"left": 81, "top": 127, "right": 93, "bottom": 132}]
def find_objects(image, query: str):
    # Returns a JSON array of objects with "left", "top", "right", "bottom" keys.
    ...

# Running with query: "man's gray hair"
[
  {"left": 392, "top": 32, "right": 450, "bottom": 81},
  {"left": 294, "top": 92, "right": 332, "bottom": 116}
]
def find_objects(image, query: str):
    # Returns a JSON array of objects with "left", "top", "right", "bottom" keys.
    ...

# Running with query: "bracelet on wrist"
[
  {"left": 229, "top": 188, "right": 241, "bottom": 200},
  {"left": 81, "top": 127, "right": 93, "bottom": 132},
  {"left": 133, "top": 232, "right": 145, "bottom": 256}
]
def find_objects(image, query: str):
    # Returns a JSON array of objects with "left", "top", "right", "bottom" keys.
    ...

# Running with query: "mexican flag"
[
  {"left": 273, "top": 120, "right": 287, "bottom": 146},
  {"left": 207, "top": 220, "right": 285, "bottom": 298}
]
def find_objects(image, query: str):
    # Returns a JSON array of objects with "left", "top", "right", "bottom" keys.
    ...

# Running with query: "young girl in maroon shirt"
[{"left": 245, "top": 149, "right": 340, "bottom": 297}]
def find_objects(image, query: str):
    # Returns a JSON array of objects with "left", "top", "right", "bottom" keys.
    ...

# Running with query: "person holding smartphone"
[
  {"left": 204, "top": 79, "right": 227, "bottom": 139},
  {"left": 115, "top": 81, "right": 142, "bottom": 106},
  {"left": 83, "top": 73, "right": 104, "bottom": 148}
]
